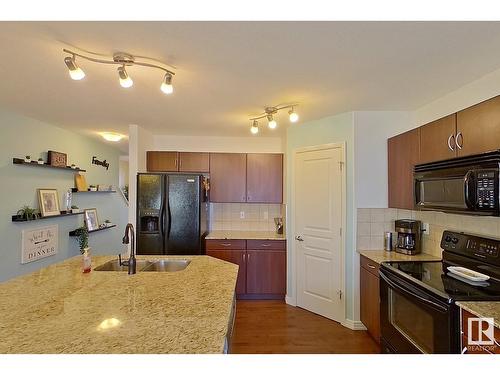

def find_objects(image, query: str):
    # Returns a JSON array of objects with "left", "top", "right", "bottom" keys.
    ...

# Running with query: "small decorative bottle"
[{"left": 82, "top": 247, "right": 92, "bottom": 273}]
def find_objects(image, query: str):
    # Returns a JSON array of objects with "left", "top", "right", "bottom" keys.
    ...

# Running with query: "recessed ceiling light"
[{"left": 101, "top": 132, "right": 125, "bottom": 142}]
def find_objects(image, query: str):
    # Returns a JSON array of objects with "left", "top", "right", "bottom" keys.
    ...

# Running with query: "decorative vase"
[
  {"left": 24, "top": 156, "right": 31, "bottom": 163},
  {"left": 37, "top": 159, "right": 44, "bottom": 165},
  {"left": 82, "top": 247, "right": 92, "bottom": 273},
  {"left": 71, "top": 208, "right": 80, "bottom": 214}
]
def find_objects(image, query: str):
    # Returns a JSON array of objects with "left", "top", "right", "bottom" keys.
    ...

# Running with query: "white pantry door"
[{"left": 294, "top": 144, "right": 344, "bottom": 322}]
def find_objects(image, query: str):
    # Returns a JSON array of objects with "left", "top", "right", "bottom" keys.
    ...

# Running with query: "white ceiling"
[{"left": 2, "top": 21, "right": 500, "bottom": 151}]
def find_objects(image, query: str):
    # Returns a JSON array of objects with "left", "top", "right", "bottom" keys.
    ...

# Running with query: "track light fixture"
[
  {"left": 289, "top": 107, "right": 299, "bottom": 123},
  {"left": 249, "top": 103, "right": 299, "bottom": 134},
  {"left": 64, "top": 56, "right": 85, "bottom": 80},
  {"left": 117, "top": 66, "right": 133, "bottom": 88},
  {"left": 160, "top": 73, "right": 174, "bottom": 95},
  {"left": 63, "top": 48, "right": 176, "bottom": 94},
  {"left": 251, "top": 120, "right": 259, "bottom": 134}
]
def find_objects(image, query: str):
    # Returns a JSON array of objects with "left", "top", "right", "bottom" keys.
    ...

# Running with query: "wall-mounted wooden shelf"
[
  {"left": 13, "top": 158, "right": 86, "bottom": 172},
  {"left": 71, "top": 188, "right": 116, "bottom": 193},
  {"left": 69, "top": 224, "right": 116, "bottom": 236},
  {"left": 12, "top": 211, "right": 84, "bottom": 222}
]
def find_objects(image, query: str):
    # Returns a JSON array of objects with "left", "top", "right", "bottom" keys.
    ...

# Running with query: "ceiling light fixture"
[
  {"left": 160, "top": 73, "right": 174, "bottom": 94},
  {"left": 289, "top": 107, "right": 299, "bottom": 123},
  {"left": 101, "top": 132, "right": 125, "bottom": 142},
  {"left": 64, "top": 56, "right": 85, "bottom": 80},
  {"left": 117, "top": 66, "right": 133, "bottom": 88},
  {"left": 62, "top": 48, "right": 176, "bottom": 94},
  {"left": 267, "top": 114, "right": 277, "bottom": 129},
  {"left": 250, "top": 120, "right": 259, "bottom": 134},
  {"left": 249, "top": 103, "right": 299, "bottom": 134}
]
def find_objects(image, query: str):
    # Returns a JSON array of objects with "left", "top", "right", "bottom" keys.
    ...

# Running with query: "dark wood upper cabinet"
[
  {"left": 147, "top": 151, "right": 179, "bottom": 172},
  {"left": 457, "top": 95, "right": 500, "bottom": 157},
  {"left": 388, "top": 128, "right": 420, "bottom": 210},
  {"left": 245, "top": 249, "right": 286, "bottom": 295},
  {"left": 419, "top": 114, "right": 457, "bottom": 163},
  {"left": 206, "top": 249, "right": 246, "bottom": 295},
  {"left": 209, "top": 153, "right": 247, "bottom": 203},
  {"left": 246, "top": 153, "right": 283, "bottom": 203},
  {"left": 179, "top": 152, "right": 210, "bottom": 173}
]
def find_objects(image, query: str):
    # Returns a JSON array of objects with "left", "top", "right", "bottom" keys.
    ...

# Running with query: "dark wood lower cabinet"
[
  {"left": 206, "top": 249, "right": 246, "bottom": 295},
  {"left": 206, "top": 239, "right": 286, "bottom": 300},
  {"left": 246, "top": 250, "right": 286, "bottom": 295},
  {"left": 360, "top": 255, "right": 380, "bottom": 343}
]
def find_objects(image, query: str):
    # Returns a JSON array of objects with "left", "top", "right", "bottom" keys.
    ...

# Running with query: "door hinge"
[
  {"left": 338, "top": 290, "right": 342, "bottom": 300},
  {"left": 339, "top": 227, "right": 342, "bottom": 236},
  {"left": 339, "top": 161, "right": 344, "bottom": 171}
]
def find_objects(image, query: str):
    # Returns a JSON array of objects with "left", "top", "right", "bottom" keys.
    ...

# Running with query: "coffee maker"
[{"left": 395, "top": 219, "right": 422, "bottom": 255}]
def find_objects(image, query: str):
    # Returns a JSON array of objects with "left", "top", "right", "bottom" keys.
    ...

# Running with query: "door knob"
[{"left": 295, "top": 235, "right": 304, "bottom": 242}]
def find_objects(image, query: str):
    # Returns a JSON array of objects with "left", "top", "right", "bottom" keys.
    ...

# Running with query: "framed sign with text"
[{"left": 21, "top": 225, "right": 58, "bottom": 264}]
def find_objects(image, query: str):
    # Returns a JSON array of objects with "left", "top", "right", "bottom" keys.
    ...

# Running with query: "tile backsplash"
[
  {"left": 210, "top": 203, "right": 285, "bottom": 232},
  {"left": 357, "top": 208, "right": 500, "bottom": 257}
]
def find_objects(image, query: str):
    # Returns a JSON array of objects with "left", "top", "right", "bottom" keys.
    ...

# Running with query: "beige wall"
[{"left": 153, "top": 134, "right": 283, "bottom": 153}]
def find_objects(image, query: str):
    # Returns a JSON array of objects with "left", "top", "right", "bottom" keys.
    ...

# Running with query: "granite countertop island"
[
  {"left": 358, "top": 250, "right": 441, "bottom": 264},
  {"left": 0, "top": 255, "right": 238, "bottom": 354},
  {"left": 206, "top": 230, "right": 285, "bottom": 240}
]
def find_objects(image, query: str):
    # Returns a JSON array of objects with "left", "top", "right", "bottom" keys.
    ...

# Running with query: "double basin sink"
[{"left": 95, "top": 259, "right": 191, "bottom": 272}]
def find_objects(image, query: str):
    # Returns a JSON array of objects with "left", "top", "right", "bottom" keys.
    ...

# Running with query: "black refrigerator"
[{"left": 136, "top": 173, "right": 208, "bottom": 255}]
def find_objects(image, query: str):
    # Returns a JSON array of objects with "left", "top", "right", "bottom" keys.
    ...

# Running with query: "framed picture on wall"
[
  {"left": 37, "top": 189, "right": 60, "bottom": 217},
  {"left": 48, "top": 151, "right": 67, "bottom": 167},
  {"left": 84, "top": 208, "right": 99, "bottom": 231}
]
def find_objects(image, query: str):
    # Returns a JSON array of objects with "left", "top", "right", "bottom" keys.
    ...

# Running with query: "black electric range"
[{"left": 379, "top": 230, "right": 500, "bottom": 354}]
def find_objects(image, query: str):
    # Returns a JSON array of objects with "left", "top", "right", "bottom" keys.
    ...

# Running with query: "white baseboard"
[
  {"left": 285, "top": 295, "right": 296, "bottom": 306},
  {"left": 342, "top": 319, "right": 367, "bottom": 331}
]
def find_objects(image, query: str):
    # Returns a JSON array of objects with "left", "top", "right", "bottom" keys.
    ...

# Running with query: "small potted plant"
[
  {"left": 70, "top": 164, "right": 76, "bottom": 169},
  {"left": 71, "top": 205, "right": 80, "bottom": 214},
  {"left": 73, "top": 226, "right": 91, "bottom": 273},
  {"left": 104, "top": 219, "right": 112, "bottom": 227},
  {"left": 16, "top": 205, "right": 38, "bottom": 221},
  {"left": 37, "top": 157, "right": 44, "bottom": 165},
  {"left": 89, "top": 185, "right": 97, "bottom": 192},
  {"left": 24, "top": 155, "right": 31, "bottom": 163}
]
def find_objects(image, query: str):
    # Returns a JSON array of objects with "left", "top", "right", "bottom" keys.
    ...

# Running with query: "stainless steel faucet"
[{"left": 120, "top": 223, "right": 137, "bottom": 275}]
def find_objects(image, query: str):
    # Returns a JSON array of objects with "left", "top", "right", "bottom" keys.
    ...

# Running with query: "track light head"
[
  {"left": 267, "top": 114, "right": 277, "bottom": 129},
  {"left": 289, "top": 107, "right": 299, "bottom": 123},
  {"left": 117, "top": 66, "right": 133, "bottom": 88},
  {"left": 250, "top": 120, "right": 259, "bottom": 134},
  {"left": 160, "top": 73, "right": 174, "bottom": 95},
  {"left": 64, "top": 56, "right": 85, "bottom": 80}
]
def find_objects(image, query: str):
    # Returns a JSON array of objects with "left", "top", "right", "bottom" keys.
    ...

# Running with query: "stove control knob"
[
  {"left": 445, "top": 235, "right": 452, "bottom": 242},
  {"left": 451, "top": 237, "right": 459, "bottom": 244}
]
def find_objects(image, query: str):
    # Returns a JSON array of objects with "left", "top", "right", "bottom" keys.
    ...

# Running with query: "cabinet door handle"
[
  {"left": 455, "top": 132, "right": 463, "bottom": 150},
  {"left": 447, "top": 134, "right": 455, "bottom": 151},
  {"left": 295, "top": 235, "right": 304, "bottom": 242},
  {"left": 220, "top": 243, "right": 232, "bottom": 247},
  {"left": 261, "top": 244, "right": 271, "bottom": 247},
  {"left": 247, "top": 253, "right": 251, "bottom": 262},
  {"left": 367, "top": 264, "right": 376, "bottom": 269},
  {"left": 242, "top": 253, "right": 246, "bottom": 262}
]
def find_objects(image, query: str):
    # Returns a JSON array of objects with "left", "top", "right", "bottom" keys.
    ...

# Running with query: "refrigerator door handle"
[
  {"left": 160, "top": 201, "right": 165, "bottom": 238},
  {"left": 167, "top": 203, "right": 172, "bottom": 238}
]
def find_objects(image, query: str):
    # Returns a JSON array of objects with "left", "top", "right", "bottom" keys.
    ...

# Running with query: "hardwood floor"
[{"left": 230, "top": 300, "right": 380, "bottom": 354}]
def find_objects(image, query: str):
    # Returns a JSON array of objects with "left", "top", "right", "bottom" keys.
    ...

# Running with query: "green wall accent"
[
  {"left": 0, "top": 108, "right": 128, "bottom": 282},
  {"left": 286, "top": 111, "right": 356, "bottom": 320}
]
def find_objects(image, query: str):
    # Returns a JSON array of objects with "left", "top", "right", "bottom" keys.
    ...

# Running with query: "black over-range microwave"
[{"left": 414, "top": 150, "right": 500, "bottom": 216}]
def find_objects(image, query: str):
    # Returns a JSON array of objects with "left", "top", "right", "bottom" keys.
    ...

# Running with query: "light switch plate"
[
  {"left": 240, "top": 211, "right": 245, "bottom": 219},
  {"left": 422, "top": 222, "right": 430, "bottom": 235}
]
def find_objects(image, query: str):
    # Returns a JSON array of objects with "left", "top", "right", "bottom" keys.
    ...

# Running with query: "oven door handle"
[{"left": 380, "top": 271, "right": 448, "bottom": 313}]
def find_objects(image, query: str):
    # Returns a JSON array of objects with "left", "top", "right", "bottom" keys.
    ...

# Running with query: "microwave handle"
[{"left": 464, "top": 171, "right": 475, "bottom": 209}]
